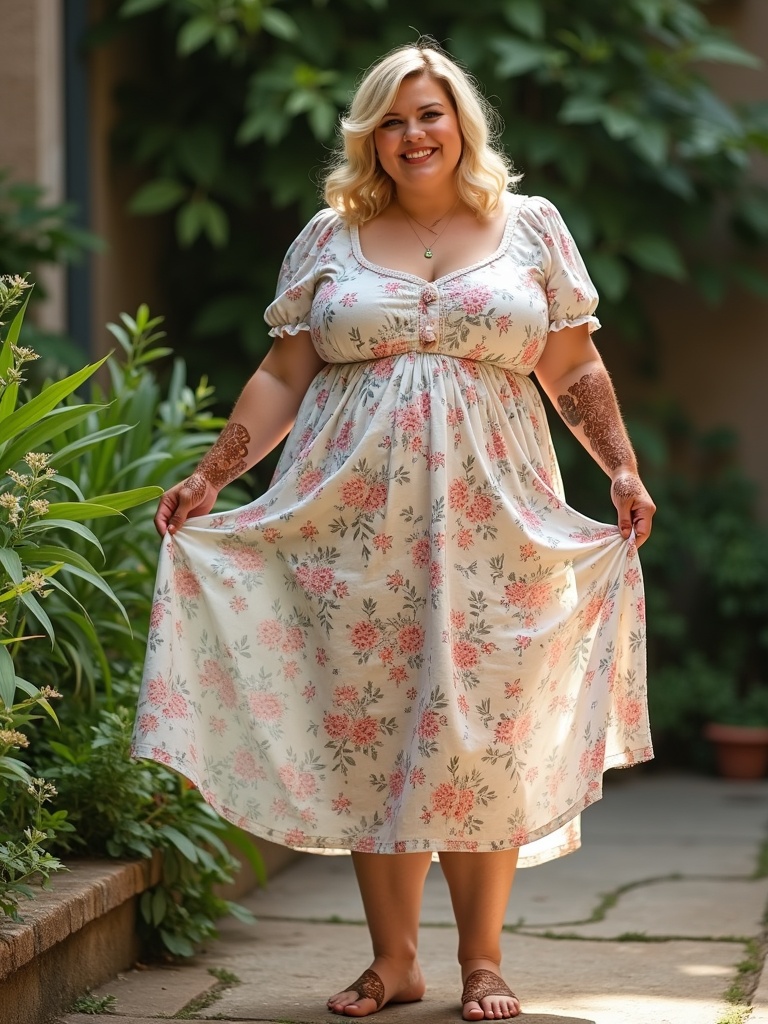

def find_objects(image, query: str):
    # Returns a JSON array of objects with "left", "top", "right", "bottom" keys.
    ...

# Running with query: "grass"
[
  {"left": 174, "top": 967, "right": 241, "bottom": 1019},
  {"left": 70, "top": 992, "right": 117, "bottom": 1014}
]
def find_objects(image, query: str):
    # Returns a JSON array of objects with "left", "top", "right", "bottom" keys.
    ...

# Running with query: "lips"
[{"left": 402, "top": 148, "right": 436, "bottom": 162}]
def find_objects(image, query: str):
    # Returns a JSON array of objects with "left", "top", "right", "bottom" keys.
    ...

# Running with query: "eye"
[
  {"left": 380, "top": 118, "right": 402, "bottom": 129},
  {"left": 422, "top": 110, "right": 442, "bottom": 120}
]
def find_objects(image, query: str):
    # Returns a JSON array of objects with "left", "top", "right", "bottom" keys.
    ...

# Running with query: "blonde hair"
[{"left": 323, "top": 42, "right": 521, "bottom": 224}]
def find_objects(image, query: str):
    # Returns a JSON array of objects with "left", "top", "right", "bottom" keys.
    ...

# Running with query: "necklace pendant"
[{"left": 424, "top": 248, "right": 433, "bottom": 259}]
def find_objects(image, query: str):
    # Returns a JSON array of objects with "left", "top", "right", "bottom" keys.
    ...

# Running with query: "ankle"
[{"left": 460, "top": 956, "right": 501, "bottom": 978}]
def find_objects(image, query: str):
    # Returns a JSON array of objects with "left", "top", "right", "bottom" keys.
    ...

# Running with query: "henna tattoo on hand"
[
  {"left": 196, "top": 422, "right": 251, "bottom": 490},
  {"left": 612, "top": 476, "right": 642, "bottom": 502},
  {"left": 557, "top": 371, "right": 634, "bottom": 472},
  {"left": 183, "top": 472, "right": 208, "bottom": 503}
]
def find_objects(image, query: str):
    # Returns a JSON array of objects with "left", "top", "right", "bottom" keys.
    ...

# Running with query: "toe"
[{"left": 462, "top": 1002, "right": 485, "bottom": 1022}]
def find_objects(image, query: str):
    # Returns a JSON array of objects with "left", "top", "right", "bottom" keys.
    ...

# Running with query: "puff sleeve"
[
  {"left": 522, "top": 196, "right": 601, "bottom": 335},
  {"left": 263, "top": 208, "right": 341, "bottom": 338}
]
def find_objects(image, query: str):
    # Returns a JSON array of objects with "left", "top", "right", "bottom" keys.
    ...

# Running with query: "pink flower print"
[
  {"left": 389, "top": 768, "right": 405, "bottom": 799},
  {"left": 334, "top": 581, "right": 349, "bottom": 599},
  {"left": 574, "top": 287, "right": 587, "bottom": 302},
  {"left": 457, "top": 694, "right": 469, "bottom": 716},
  {"left": 457, "top": 528, "right": 474, "bottom": 550},
  {"left": 384, "top": 280, "right": 401, "bottom": 294},
  {"left": 465, "top": 385, "right": 478, "bottom": 405},
  {"left": 163, "top": 693, "right": 188, "bottom": 718},
  {"left": 521, "top": 339, "right": 541, "bottom": 365},
  {"left": 430, "top": 561, "right": 444, "bottom": 589},
  {"left": 504, "top": 679, "right": 523, "bottom": 699},
  {"left": 316, "top": 226, "right": 333, "bottom": 248},
  {"left": 516, "top": 503, "right": 542, "bottom": 532},
  {"left": 285, "top": 284, "right": 304, "bottom": 301},
  {"left": 398, "top": 623, "right": 425, "bottom": 654},
  {"left": 406, "top": 686, "right": 417, "bottom": 700},
  {"left": 417, "top": 709, "right": 441, "bottom": 739},
  {"left": 519, "top": 542, "right": 536, "bottom": 561},
  {"left": 138, "top": 713, "right": 159, "bottom": 734},
  {"left": 617, "top": 696, "right": 643, "bottom": 729},
  {"left": 300, "top": 520, "right": 319, "bottom": 540},
  {"left": 486, "top": 427, "right": 508, "bottom": 462},
  {"left": 147, "top": 675, "right": 169, "bottom": 706},
  {"left": 453, "top": 788, "right": 475, "bottom": 820},
  {"left": 624, "top": 567, "right": 641, "bottom": 588},
  {"left": 450, "top": 610, "right": 466, "bottom": 630},
  {"left": 296, "top": 467, "right": 324, "bottom": 498},
  {"left": 174, "top": 567, "right": 201, "bottom": 599},
  {"left": 278, "top": 763, "right": 297, "bottom": 791},
  {"left": 452, "top": 639, "right": 479, "bottom": 671},
  {"left": 410, "top": 767, "right": 426, "bottom": 787},
  {"left": 350, "top": 620, "right": 381, "bottom": 651},
  {"left": 258, "top": 618, "right": 284, "bottom": 650},
  {"left": 235, "top": 506, "right": 266, "bottom": 528},
  {"left": 295, "top": 564, "right": 335, "bottom": 596},
  {"left": 396, "top": 404, "right": 424, "bottom": 433},
  {"left": 201, "top": 660, "right": 238, "bottom": 708},
  {"left": 340, "top": 292, "right": 357, "bottom": 307},
  {"left": 296, "top": 772, "right": 318, "bottom": 800},
  {"left": 503, "top": 579, "right": 551, "bottom": 611},
  {"left": 494, "top": 711, "right": 533, "bottom": 746},
  {"left": 496, "top": 313, "right": 511, "bottom": 334},
  {"left": 333, "top": 684, "right": 358, "bottom": 706},
  {"left": 466, "top": 493, "right": 495, "bottom": 524},
  {"left": 510, "top": 825, "right": 529, "bottom": 846},
  {"left": 411, "top": 537, "right": 431, "bottom": 568},
  {"left": 282, "top": 660, "right": 299, "bottom": 680},
  {"left": 351, "top": 716, "right": 379, "bottom": 746},
  {"left": 301, "top": 684, "right": 316, "bottom": 702},
  {"left": 284, "top": 828, "right": 308, "bottom": 847},
  {"left": 431, "top": 782, "right": 457, "bottom": 816},
  {"left": 387, "top": 570, "right": 405, "bottom": 589},
  {"left": 316, "top": 281, "right": 337, "bottom": 305},
  {"left": 363, "top": 482, "right": 388, "bottom": 513},
  {"left": 151, "top": 747, "right": 173, "bottom": 765},
  {"left": 636, "top": 597, "right": 646, "bottom": 623},
  {"left": 210, "top": 715, "right": 227, "bottom": 735},
  {"left": 271, "top": 797, "right": 289, "bottom": 817},
  {"left": 262, "top": 527, "right": 281, "bottom": 544},
  {"left": 323, "top": 712, "right": 350, "bottom": 740},
  {"left": 447, "top": 407, "right": 464, "bottom": 427},
  {"left": 316, "top": 647, "right": 328, "bottom": 666},
  {"left": 420, "top": 808, "right": 433, "bottom": 824},
  {"left": 249, "top": 692, "right": 285, "bottom": 722},
  {"left": 583, "top": 595, "right": 603, "bottom": 630},
  {"left": 333, "top": 419, "right": 355, "bottom": 452},
  {"left": 514, "top": 634, "right": 532, "bottom": 653},
  {"left": 332, "top": 792, "right": 352, "bottom": 813},
  {"left": 340, "top": 476, "right": 367, "bottom": 508},
  {"left": 373, "top": 533, "right": 393, "bottom": 553},
  {"left": 601, "top": 599, "right": 615, "bottom": 625},
  {"left": 379, "top": 646, "right": 394, "bottom": 664},
  {"left": 149, "top": 602, "right": 165, "bottom": 629},
  {"left": 230, "top": 596, "right": 247, "bottom": 613},
  {"left": 223, "top": 577, "right": 235, "bottom": 588},
  {"left": 547, "top": 637, "right": 567, "bottom": 668},
  {"left": 389, "top": 664, "right": 408, "bottom": 684},
  {"left": 353, "top": 835, "right": 376, "bottom": 853},
  {"left": 222, "top": 541, "right": 266, "bottom": 573},
  {"left": 591, "top": 737, "right": 607, "bottom": 772},
  {"left": 315, "top": 388, "right": 330, "bottom": 408},
  {"left": 234, "top": 749, "right": 262, "bottom": 781},
  {"left": 281, "top": 626, "right": 305, "bottom": 653}
]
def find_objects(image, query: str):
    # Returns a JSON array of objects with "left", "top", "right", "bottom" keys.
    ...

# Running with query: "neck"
[{"left": 395, "top": 186, "right": 461, "bottom": 225}]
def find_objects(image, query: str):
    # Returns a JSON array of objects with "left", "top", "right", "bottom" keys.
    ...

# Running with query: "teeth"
[{"left": 404, "top": 149, "right": 432, "bottom": 160}]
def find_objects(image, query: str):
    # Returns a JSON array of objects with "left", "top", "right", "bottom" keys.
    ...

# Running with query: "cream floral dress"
[{"left": 132, "top": 193, "right": 652, "bottom": 867}]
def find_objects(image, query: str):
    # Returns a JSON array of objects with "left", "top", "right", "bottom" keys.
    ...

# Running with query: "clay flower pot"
[{"left": 704, "top": 722, "right": 768, "bottom": 780}]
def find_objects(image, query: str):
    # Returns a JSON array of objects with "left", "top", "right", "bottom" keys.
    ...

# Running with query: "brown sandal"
[
  {"left": 331, "top": 969, "right": 385, "bottom": 1012},
  {"left": 461, "top": 969, "right": 519, "bottom": 1015}
]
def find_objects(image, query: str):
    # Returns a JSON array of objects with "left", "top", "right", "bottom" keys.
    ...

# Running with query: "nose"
[{"left": 403, "top": 122, "right": 425, "bottom": 142}]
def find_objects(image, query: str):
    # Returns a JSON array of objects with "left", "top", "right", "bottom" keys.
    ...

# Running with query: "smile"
[{"left": 402, "top": 149, "right": 435, "bottom": 161}]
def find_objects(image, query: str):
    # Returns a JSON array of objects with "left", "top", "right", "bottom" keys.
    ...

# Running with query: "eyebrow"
[{"left": 381, "top": 102, "right": 446, "bottom": 117}]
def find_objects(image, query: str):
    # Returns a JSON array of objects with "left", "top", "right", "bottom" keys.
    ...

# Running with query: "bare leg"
[
  {"left": 438, "top": 850, "right": 521, "bottom": 1020},
  {"left": 327, "top": 851, "right": 432, "bottom": 1017}
]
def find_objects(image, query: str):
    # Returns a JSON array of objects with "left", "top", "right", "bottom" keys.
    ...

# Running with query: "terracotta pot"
[{"left": 704, "top": 722, "right": 768, "bottom": 780}]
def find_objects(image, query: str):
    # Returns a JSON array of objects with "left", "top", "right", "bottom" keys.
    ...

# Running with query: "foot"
[
  {"left": 327, "top": 957, "right": 426, "bottom": 1017},
  {"left": 461, "top": 962, "right": 520, "bottom": 1020}
]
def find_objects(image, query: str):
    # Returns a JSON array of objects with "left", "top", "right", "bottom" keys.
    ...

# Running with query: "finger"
[{"left": 631, "top": 507, "right": 653, "bottom": 547}]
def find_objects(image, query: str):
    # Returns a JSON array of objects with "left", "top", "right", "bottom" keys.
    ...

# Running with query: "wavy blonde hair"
[{"left": 323, "top": 43, "right": 520, "bottom": 224}]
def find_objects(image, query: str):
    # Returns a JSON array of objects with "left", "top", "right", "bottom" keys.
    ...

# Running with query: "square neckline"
[{"left": 350, "top": 194, "right": 525, "bottom": 288}]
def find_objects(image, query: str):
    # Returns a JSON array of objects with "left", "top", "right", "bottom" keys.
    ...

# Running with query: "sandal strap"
[
  {"left": 461, "top": 968, "right": 516, "bottom": 1006},
  {"left": 347, "top": 968, "right": 385, "bottom": 1009}
]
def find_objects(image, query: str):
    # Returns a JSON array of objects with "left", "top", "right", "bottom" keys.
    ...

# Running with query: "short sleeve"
[
  {"left": 263, "top": 208, "right": 341, "bottom": 338},
  {"left": 521, "top": 196, "right": 600, "bottom": 335}
]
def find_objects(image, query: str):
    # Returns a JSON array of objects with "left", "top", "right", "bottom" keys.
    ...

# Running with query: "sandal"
[
  {"left": 461, "top": 969, "right": 519, "bottom": 1017},
  {"left": 330, "top": 969, "right": 385, "bottom": 1013}
]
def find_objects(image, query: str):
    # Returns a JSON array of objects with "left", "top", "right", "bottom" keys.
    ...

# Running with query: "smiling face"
[{"left": 373, "top": 73, "right": 463, "bottom": 199}]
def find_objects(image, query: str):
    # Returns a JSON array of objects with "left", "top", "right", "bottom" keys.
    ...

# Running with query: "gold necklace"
[{"left": 401, "top": 200, "right": 461, "bottom": 259}]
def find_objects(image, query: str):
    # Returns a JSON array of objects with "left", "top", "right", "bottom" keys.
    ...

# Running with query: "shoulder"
[
  {"left": 515, "top": 194, "right": 568, "bottom": 233},
  {"left": 293, "top": 208, "right": 345, "bottom": 250}
]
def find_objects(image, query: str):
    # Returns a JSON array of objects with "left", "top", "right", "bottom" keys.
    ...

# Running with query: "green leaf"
[
  {"left": 492, "top": 38, "right": 558, "bottom": 78},
  {"left": 0, "top": 356, "right": 109, "bottom": 449},
  {"left": 0, "top": 549, "right": 24, "bottom": 585},
  {"left": 559, "top": 94, "right": 604, "bottom": 125},
  {"left": 129, "top": 179, "right": 188, "bottom": 215},
  {"left": 44, "top": 486, "right": 162, "bottom": 521},
  {"left": 0, "top": 404, "right": 106, "bottom": 471},
  {"left": 261, "top": 8, "right": 299, "bottom": 42},
  {"left": 0, "top": 645, "right": 17, "bottom": 708},
  {"left": 160, "top": 825, "right": 199, "bottom": 862},
  {"left": 690, "top": 37, "right": 761, "bottom": 69},
  {"left": 177, "top": 16, "right": 216, "bottom": 56},
  {"left": 503, "top": 0, "right": 545, "bottom": 39},
  {"left": 120, "top": 0, "right": 167, "bottom": 15},
  {"left": 627, "top": 235, "right": 687, "bottom": 279}
]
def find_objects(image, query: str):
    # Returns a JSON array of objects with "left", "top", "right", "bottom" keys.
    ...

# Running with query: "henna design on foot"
[
  {"left": 196, "top": 422, "right": 251, "bottom": 490},
  {"left": 342, "top": 969, "right": 386, "bottom": 1010},
  {"left": 557, "top": 371, "right": 634, "bottom": 472}
]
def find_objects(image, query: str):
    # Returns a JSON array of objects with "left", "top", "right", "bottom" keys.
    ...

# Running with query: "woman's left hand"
[{"left": 611, "top": 471, "right": 656, "bottom": 547}]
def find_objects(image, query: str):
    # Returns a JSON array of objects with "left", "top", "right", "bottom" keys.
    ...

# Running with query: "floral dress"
[{"left": 132, "top": 194, "right": 652, "bottom": 867}]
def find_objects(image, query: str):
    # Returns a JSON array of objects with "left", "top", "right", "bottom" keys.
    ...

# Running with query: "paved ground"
[{"left": 55, "top": 773, "right": 768, "bottom": 1024}]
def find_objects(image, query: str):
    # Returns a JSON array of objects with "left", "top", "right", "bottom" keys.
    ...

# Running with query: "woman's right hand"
[{"left": 154, "top": 473, "right": 218, "bottom": 537}]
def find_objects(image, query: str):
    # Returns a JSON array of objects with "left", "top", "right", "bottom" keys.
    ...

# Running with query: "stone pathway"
[{"left": 54, "top": 773, "right": 768, "bottom": 1024}]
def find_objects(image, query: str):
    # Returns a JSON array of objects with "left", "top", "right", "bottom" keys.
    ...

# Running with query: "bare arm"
[
  {"left": 155, "top": 330, "right": 327, "bottom": 535},
  {"left": 534, "top": 323, "right": 655, "bottom": 546}
]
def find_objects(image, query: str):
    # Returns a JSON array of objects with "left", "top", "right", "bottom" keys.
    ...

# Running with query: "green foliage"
[
  {"left": 99, "top": 0, "right": 768, "bottom": 401},
  {"left": 0, "top": 173, "right": 101, "bottom": 369},
  {"left": 70, "top": 992, "right": 118, "bottom": 1014}
]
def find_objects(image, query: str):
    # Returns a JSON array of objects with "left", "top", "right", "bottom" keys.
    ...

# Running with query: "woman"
[{"left": 134, "top": 41, "right": 655, "bottom": 1021}]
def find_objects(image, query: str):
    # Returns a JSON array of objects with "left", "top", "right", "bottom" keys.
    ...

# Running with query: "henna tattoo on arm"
[
  {"left": 557, "top": 371, "right": 635, "bottom": 473},
  {"left": 194, "top": 422, "right": 251, "bottom": 491},
  {"left": 612, "top": 476, "right": 642, "bottom": 502}
]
